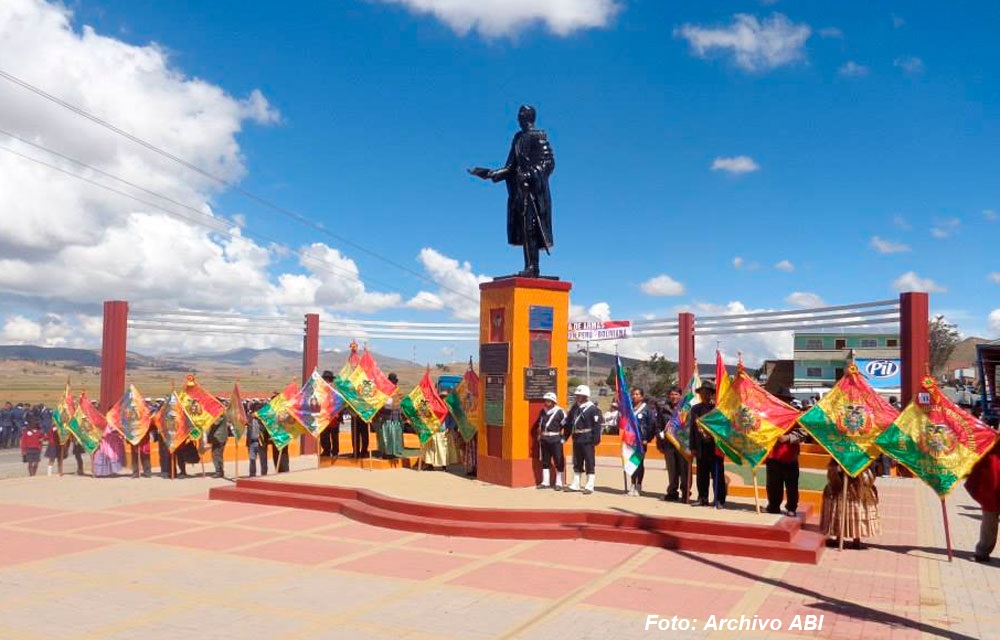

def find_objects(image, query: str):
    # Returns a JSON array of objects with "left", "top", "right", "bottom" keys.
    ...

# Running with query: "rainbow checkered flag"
[
  {"left": 615, "top": 356, "right": 645, "bottom": 475},
  {"left": 290, "top": 370, "right": 344, "bottom": 438},
  {"left": 875, "top": 376, "right": 999, "bottom": 496},
  {"left": 664, "top": 369, "right": 700, "bottom": 460}
]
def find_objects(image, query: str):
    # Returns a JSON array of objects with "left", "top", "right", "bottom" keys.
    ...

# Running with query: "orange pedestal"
[{"left": 476, "top": 277, "right": 571, "bottom": 487}]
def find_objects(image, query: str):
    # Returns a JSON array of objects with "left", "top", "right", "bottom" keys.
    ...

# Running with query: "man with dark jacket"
[
  {"left": 207, "top": 413, "right": 229, "bottom": 479},
  {"left": 765, "top": 425, "right": 807, "bottom": 516},
  {"left": 533, "top": 392, "right": 567, "bottom": 490},
  {"left": 565, "top": 385, "right": 602, "bottom": 494},
  {"left": 689, "top": 381, "right": 726, "bottom": 508},
  {"left": 657, "top": 386, "right": 688, "bottom": 502}
]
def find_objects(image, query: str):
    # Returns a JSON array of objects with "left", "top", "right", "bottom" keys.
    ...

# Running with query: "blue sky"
[{"left": 0, "top": 0, "right": 997, "bottom": 363}]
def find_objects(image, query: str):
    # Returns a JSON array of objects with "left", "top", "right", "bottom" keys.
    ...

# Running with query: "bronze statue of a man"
[{"left": 470, "top": 105, "right": 555, "bottom": 278}]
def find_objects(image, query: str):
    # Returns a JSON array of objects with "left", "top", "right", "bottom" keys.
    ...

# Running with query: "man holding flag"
[{"left": 689, "top": 380, "right": 725, "bottom": 508}]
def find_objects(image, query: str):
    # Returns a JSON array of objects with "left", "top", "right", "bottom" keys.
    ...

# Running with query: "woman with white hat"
[{"left": 533, "top": 391, "right": 567, "bottom": 490}]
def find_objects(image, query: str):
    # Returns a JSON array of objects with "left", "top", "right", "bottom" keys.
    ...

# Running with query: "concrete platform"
[{"left": 210, "top": 467, "right": 825, "bottom": 564}]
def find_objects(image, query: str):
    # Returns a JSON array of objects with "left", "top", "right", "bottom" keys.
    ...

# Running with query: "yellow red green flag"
[
  {"left": 797, "top": 363, "right": 899, "bottom": 477},
  {"left": 401, "top": 370, "right": 450, "bottom": 444},
  {"left": 176, "top": 374, "right": 224, "bottom": 441},
  {"left": 445, "top": 366, "right": 480, "bottom": 442},
  {"left": 875, "top": 376, "right": 999, "bottom": 496},
  {"left": 255, "top": 382, "right": 304, "bottom": 451},
  {"left": 106, "top": 384, "right": 153, "bottom": 446},
  {"left": 697, "top": 364, "right": 800, "bottom": 469}
]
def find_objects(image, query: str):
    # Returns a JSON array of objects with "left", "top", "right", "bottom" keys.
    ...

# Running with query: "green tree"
[{"left": 928, "top": 315, "right": 960, "bottom": 375}]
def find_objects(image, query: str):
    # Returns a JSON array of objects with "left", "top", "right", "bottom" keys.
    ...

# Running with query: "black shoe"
[
  {"left": 973, "top": 555, "right": 991, "bottom": 563},
  {"left": 785, "top": 510, "right": 797, "bottom": 517},
  {"left": 663, "top": 494, "right": 678, "bottom": 502},
  {"left": 141, "top": 472, "right": 152, "bottom": 478},
  {"left": 130, "top": 473, "right": 140, "bottom": 479},
  {"left": 212, "top": 472, "right": 224, "bottom": 479}
]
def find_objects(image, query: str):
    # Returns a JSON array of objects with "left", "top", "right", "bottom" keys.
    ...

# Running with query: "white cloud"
[
  {"left": 819, "top": 27, "right": 843, "bottom": 39},
  {"left": 731, "top": 256, "right": 760, "bottom": 271},
  {"left": 930, "top": 217, "right": 960, "bottom": 239},
  {"left": 711, "top": 155, "right": 760, "bottom": 174},
  {"left": 984, "top": 209, "right": 998, "bottom": 222},
  {"left": 588, "top": 302, "right": 611, "bottom": 322},
  {"left": 376, "top": 0, "right": 619, "bottom": 37},
  {"left": 774, "top": 260, "right": 794, "bottom": 272},
  {"left": 0, "top": 0, "right": 428, "bottom": 353},
  {"left": 0, "top": 312, "right": 101, "bottom": 348},
  {"left": 894, "top": 56, "right": 924, "bottom": 75},
  {"left": 640, "top": 274, "right": 685, "bottom": 296},
  {"left": 837, "top": 61, "right": 869, "bottom": 77},
  {"left": 675, "top": 13, "right": 811, "bottom": 72},
  {"left": 785, "top": 292, "right": 825, "bottom": 308},
  {"left": 414, "top": 248, "right": 491, "bottom": 320},
  {"left": 870, "top": 236, "right": 911, "bottom": 254},
  {"left": 892, "top": 214, "right": 912, "bottom": 230},
  {"left": 989, "top": 272, "right": 1000, "bottom": 284},
  {"left": 733, "top": 256, "right": 745, "bottom": 269},
  {"left": 406, "top": 291, "right": 445, "bottom": 311},
  {"left": 991, "top": 309, "right": 1000, "bottom": 336},
  {"left": 893, "top": 271, "right": 947, "bottom": 293}
]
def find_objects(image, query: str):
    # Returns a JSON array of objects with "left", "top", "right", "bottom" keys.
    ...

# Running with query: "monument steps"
[{"left": 210, "top": 479, "right": 824, "bottom": 564}]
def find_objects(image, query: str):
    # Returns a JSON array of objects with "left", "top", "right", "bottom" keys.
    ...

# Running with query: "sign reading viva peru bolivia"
[{"left": 567, "top": 320, "right": 632, "bottom": 342}]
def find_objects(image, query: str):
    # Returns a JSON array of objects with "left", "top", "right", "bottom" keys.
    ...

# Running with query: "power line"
[
  {"left": 0, "top": 141, "right": 417, "bottom": 300},
  {"left": 0, "top": 67, "right": 477, "bottom": 304}
]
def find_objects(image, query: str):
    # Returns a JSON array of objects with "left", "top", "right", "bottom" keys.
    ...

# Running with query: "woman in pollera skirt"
[{"left": 820, "top": 460, "right": 881, "bottom": 549}]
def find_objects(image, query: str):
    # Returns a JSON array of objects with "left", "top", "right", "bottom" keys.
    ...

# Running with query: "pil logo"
[{"left": 863, "top": 359, "right": 899, "bottom": 379}]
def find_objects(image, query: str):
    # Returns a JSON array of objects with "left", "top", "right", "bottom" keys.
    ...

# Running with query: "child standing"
[{"left": 21, "top": 412, "right": 43, "bottom": 477}]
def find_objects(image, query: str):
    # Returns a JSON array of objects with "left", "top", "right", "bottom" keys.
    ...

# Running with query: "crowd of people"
[{"left": 531, "top": 381, "right": 886, "bottom": 550}]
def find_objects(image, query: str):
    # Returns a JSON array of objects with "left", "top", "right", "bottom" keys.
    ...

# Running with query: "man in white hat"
[
  {"left": 533, "top": 391, "right": 567, "bottom": 490},
  {"left": 564, "top": 385, "right": 603, "bottom": 494}
]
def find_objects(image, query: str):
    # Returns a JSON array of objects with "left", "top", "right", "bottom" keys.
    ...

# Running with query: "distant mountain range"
[{"left": 0, "top": 344, "right": 644, "bottom": 374}]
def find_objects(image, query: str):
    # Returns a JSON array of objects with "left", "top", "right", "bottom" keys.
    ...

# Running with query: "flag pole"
[
  {"left": 170, "top": 451, "right": 175, "bottom": 480},
  {"left": 940, "top": 497, "right": 953, "bottom": 562},
  {"left": 838, "top": 473, "right": 848, "bottom": 551},
  {"left": 752, "top": 467, "right": 761, "bottom": 514}
]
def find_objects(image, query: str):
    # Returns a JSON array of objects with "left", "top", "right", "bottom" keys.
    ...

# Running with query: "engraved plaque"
[
  {"left": 523, "top": 367, "right": 558, "bottom": 400},
  {"left": 480, "top": 343, "right": 510, "bottom": 375},
  {"left": 484, "top": 374, "right": 506, "bottom": 426},
  {"left": 530, "top": 334, "right": 551, "bottom": 366}
]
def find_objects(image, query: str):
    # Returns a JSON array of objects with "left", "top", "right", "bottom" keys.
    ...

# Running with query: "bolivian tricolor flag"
[
  {"left": 52, "top": 381, "right": 75, "bottom": 445},
  {"left": 359, "top": 349, "right": 398, "bottom": 398},
  {"left": 335, "top": 361, "right": 390, "bottom": 423},
  {"left": 797, "top": 363, "right": 898, "bottom": 476},
  {"left": 176, "top": 374, "right": 225, "bottom": 441},
  {"left": 225, "top": 383, "right": 248, "bottom": 441},
  {"left": 106, "top": 384, "right": 153, "bottom": 445},
  {"left": 68, "top": 391, "right": 105, "bottom": 455},
  {"left": 875, "top": 376, "right": 999, "bottom": 496},
  {"left": 445, "top": 366, "right": 481, "bottom": 442},
  {"left": 401, "top": 370, "right": 450, "bottom": 444},
  {"left": 255, "top": 382, "right": 302, "bottom": 450},
  {"left": 290, "top": 370, "right": 344, "bottom": 437},
  {"left": 697, "top": 364, "right": 800, "bottom": 469},
  {"left": 715, "top": 349, "right": 731, "bottom": 404},
  {"left": 156, "top": 392, "right": 195, "bottom": 454}
]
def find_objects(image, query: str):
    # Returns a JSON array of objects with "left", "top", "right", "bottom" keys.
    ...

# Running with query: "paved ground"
[{"left": 0, "top": 456, "right": 996, "bottom": 640}]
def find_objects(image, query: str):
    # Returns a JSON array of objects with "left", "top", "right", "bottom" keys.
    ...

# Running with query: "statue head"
[{"left": 517, "top": 104, "right": 536, "bottom": 131}]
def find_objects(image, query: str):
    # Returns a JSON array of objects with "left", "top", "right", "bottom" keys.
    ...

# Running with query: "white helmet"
[
  {"left": 542, "top": 392, "right": 558, "bottom": 403},
  {"left": 573, "top": 385, "right": 591, "bottom": 397}
]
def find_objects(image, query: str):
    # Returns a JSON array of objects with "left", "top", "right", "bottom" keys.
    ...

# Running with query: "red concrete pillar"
[
  {"left": 301, "top": 313, "right": 320, "bottom": 455},
  {"left": 678, "top": 312, "right": 696, "bottom": 385},
  {"left": 899, "top": 292, "right": 929, "bottom": 406},
  {"left": 302, "top": 313, "right": 319, "bottom": 383},
  {"left": 99, "top": 300, "right": 129, "bottom": 412}
]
